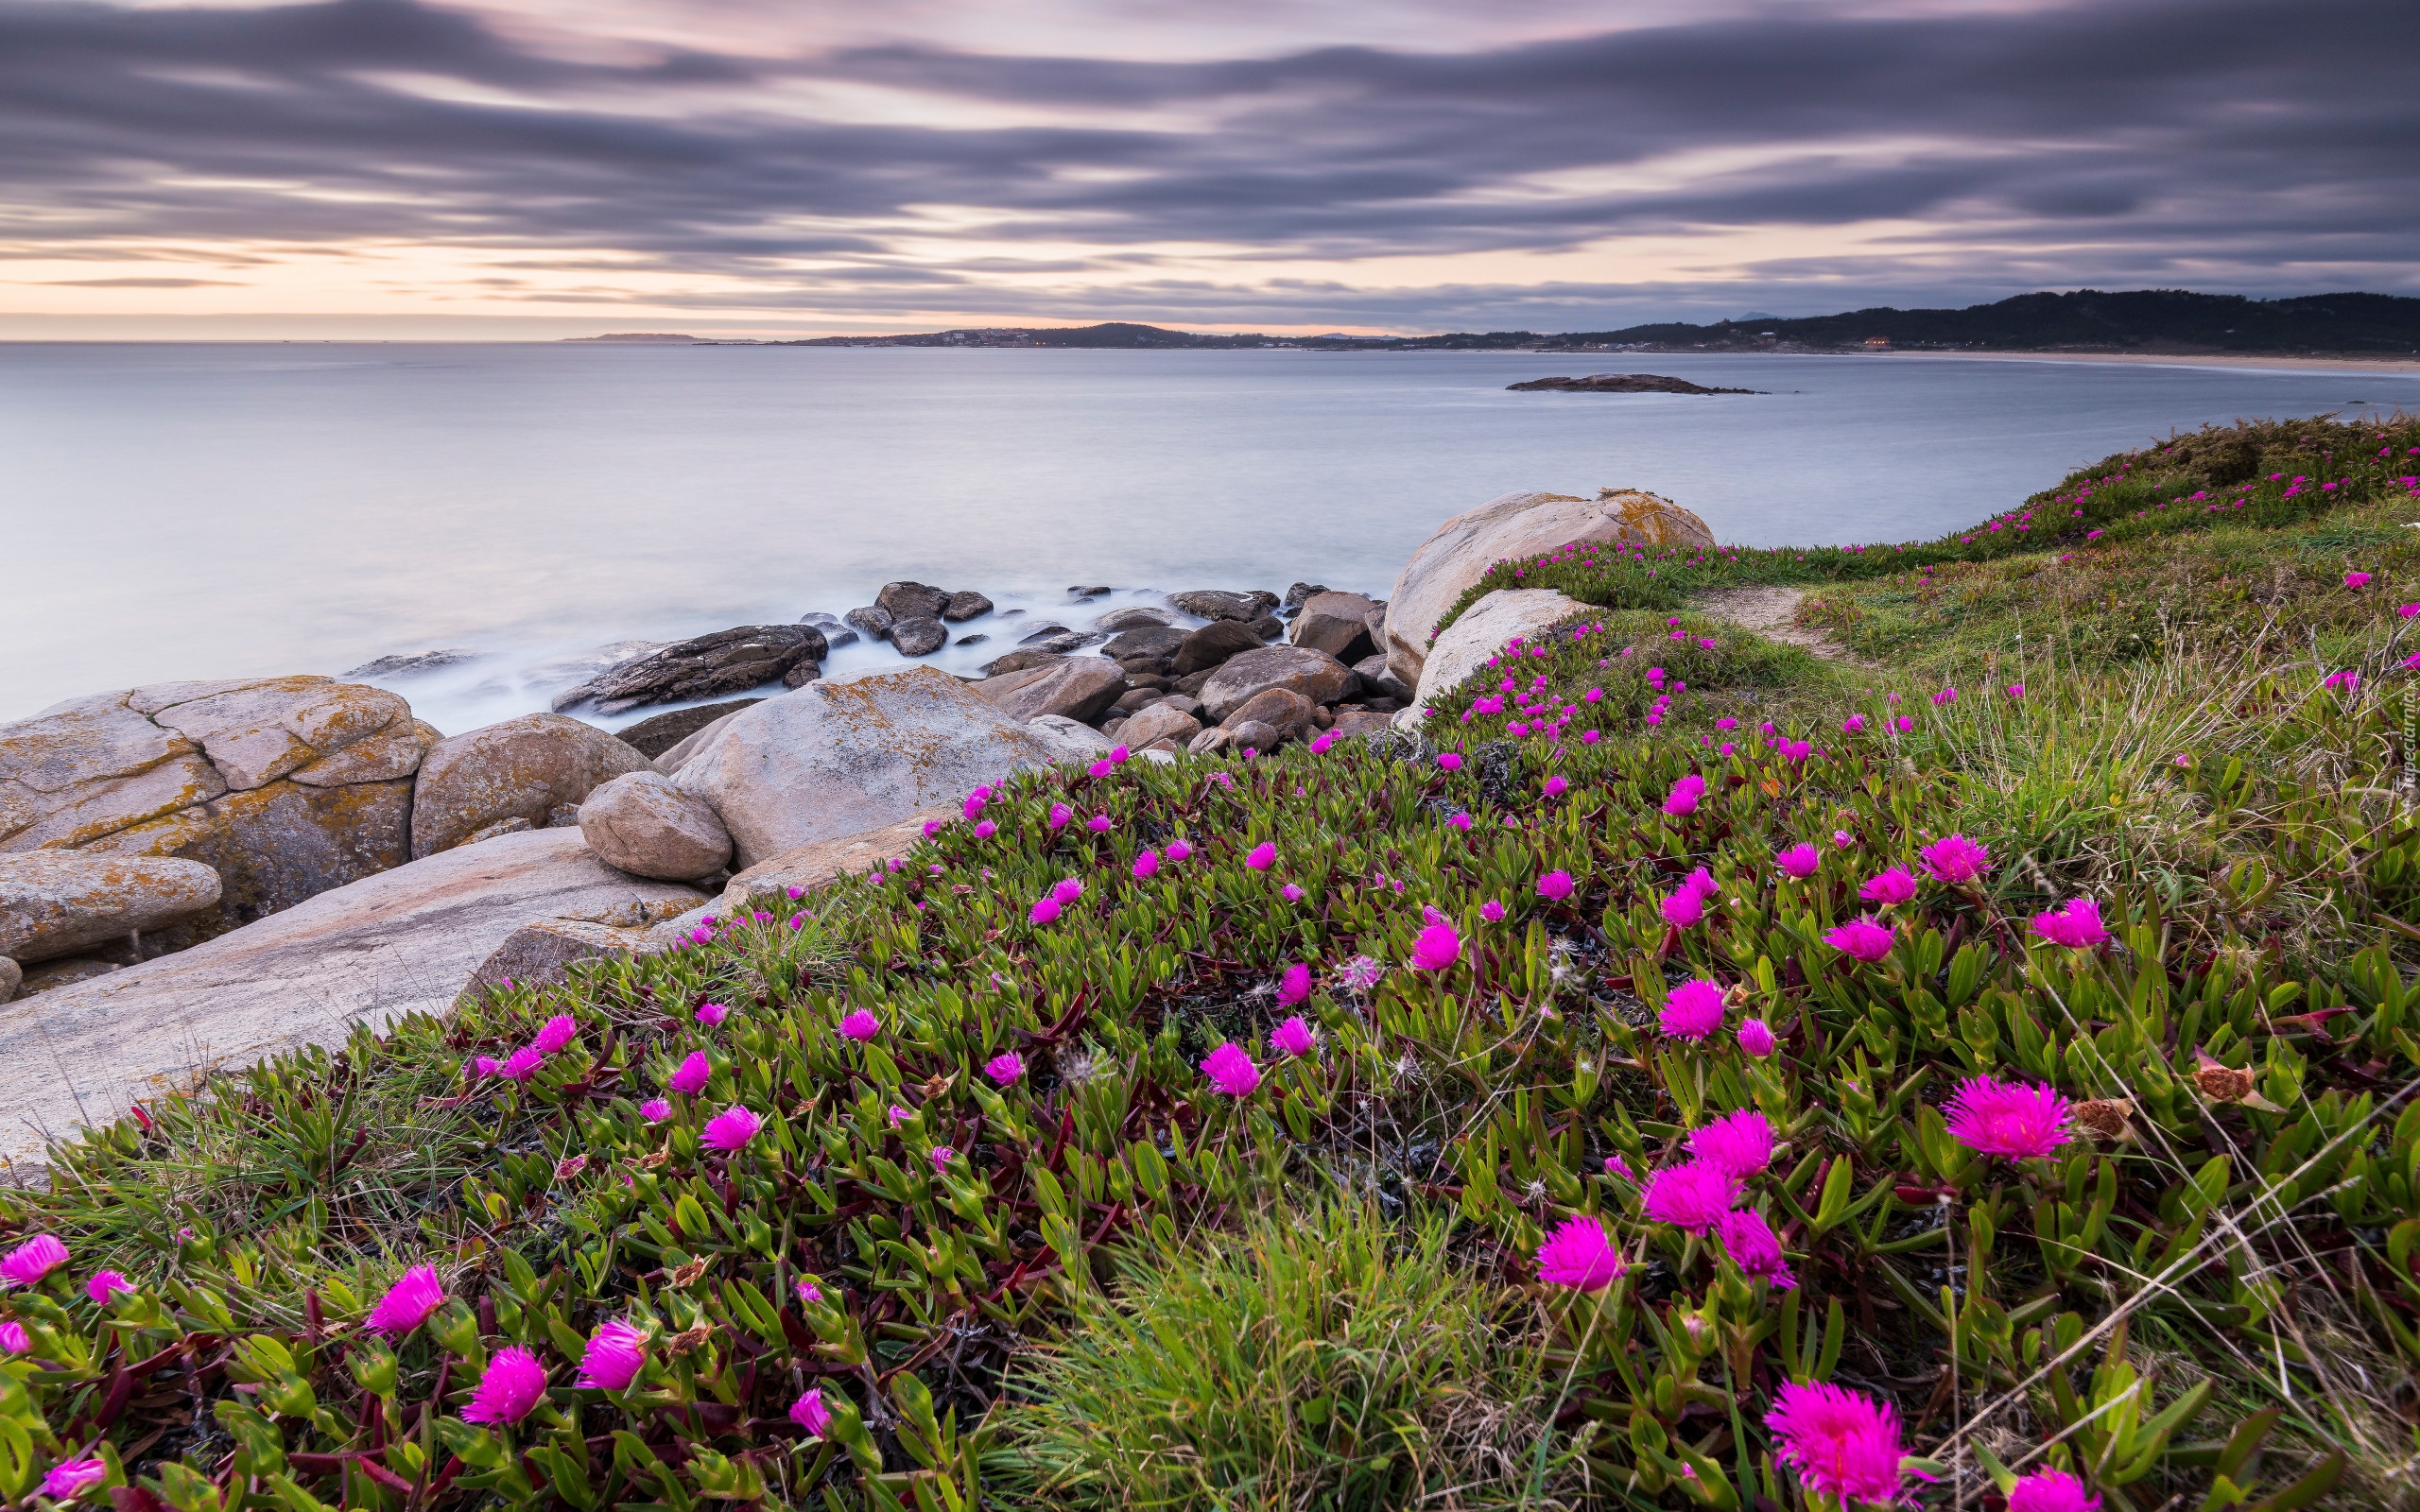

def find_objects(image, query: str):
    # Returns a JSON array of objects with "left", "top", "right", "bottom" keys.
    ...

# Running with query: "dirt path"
[{"left": 1692, "top": 586, "right": 1873, "bottom": 666}]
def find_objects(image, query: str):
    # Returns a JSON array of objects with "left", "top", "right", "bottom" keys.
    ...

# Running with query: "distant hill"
[
  {"left": 562, "top": 332, "right": 702, "bottom": 343},
  {"left": 765, "top": 291, "right": 2420, "bottom": 356}
]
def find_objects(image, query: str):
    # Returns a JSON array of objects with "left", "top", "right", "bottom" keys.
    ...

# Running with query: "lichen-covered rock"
[
  {"left": 0, "top": 956, "right": 17, "bottom": 1003},
  {"left": 81, "top": 776, "right": 417, "bottom": 936},
  {"left": 579, "top": 771, "right": 734, "bottom": 881},
  {"left": 1410, "top": 589, "right": 1588, "bottom": 708},
  {"left": 132, "top": 677, "right": 414, "bottom": 792},
  {"left": 1197, "top": 645, "right": 1355, "bottom": 722},
  {"left": 411, "top": 713, "right": 650, "bottom": 859},
  {"left": 876, "top": 582, "right": 952, "bottom": 620},
  {"left": 0, "top": 851, "right": 222, "bottom": 964},
  {"left": 0, "top": 693, "right": 228, "bottom": 852}
]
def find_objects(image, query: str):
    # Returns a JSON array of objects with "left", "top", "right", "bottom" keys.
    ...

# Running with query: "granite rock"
[
  {"left": 1197, "top": 645, "right": 1355, "bottom": 722},
  {"left": 0, "top": 850, "right": 223, "bottom": 964},
  {"left": 410, "top": 713, "right": 651, "bottom": 859},
  {"left": 579, "top": 770, "right": 734, "bottom": 880}
]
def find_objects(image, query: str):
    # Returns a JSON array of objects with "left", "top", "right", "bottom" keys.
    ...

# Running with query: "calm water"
[{"left": 3, "top": 344, "right": 2412, "bottom": 732}]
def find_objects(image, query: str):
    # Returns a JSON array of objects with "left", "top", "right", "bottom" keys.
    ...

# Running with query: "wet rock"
[
  {"left": 844, "top": 605, "right": 894, "bottom": 642},
  {"left": 1068, "top": 584, "right": 1111, "bottom": 597},
  {"left": 345, "top": 649, "right": 481, "bottom": 679},
  {"left": 1102, "top": 626, "right": 1188, "bottom": 662},
  {"left": 409, "top": 713, "right": 651, "bottom": 858},
  {"left": 1169, "top": 589, "right": 1277, "bottom": 622},
  {"left": 1288, "top": 592, "right": 1381, "bottom": 664},
  {"left": 0, "top": 851, "right": 223, "bottom": 965},
  {"left": 1093, "top": 606, "right": 1175, "bottom": 631},
  {"left": 1284, "top": 582, "right": 1328, "bottom": 607},
  {"left": 890, "top": 616, "right": 949, "bottom": 657},
  {"left": 956, "top": 634, "right": 990, "bottom": 646},
  {"left": 876, "top": 582, "right": 952, "bottom": 621},
  {"left": 799, "top": 612, "right": 859, "bottom": 649},
  {"left": 561, "top": 626, "right": 827, "bottom": 713},
  {"left": 1170, "top": 621, "right": 1264, "bottom": 677},
  {"left": 975, "top": 659, "right": 1127, "bottom": 725},
  {"left": 1019, "top": 623, "right": 1074, "bottom": 644},
  {"left": 579, "top": 770, "right": 733, "bottom": 881},
  {"left": 618, "top": 699, "right": 765, "bottom": 760},
  {"left": 1198, "top": 645, "right": 1355, "bottom": 722},
  {"left": 942, "top": 591, "right": 994, "bottom": 622}
]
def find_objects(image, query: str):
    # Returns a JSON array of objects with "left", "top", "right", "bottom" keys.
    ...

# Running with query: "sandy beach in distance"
[{"left": 1892, "top": 349, "right": 2420, "bottom": 377}]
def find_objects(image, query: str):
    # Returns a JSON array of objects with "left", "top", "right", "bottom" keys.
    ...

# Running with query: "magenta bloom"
[
  {"left": 931, "top": 1146, "right": 955, "bottom": 1171},
  {"left": 1641, "top": 1161, "right": 1741, "bottom": 1233},
  {"left": 1201, "top": 1041, "right": 1262, "bottom": 1096},
  {"left": 575, "top": 1319, "right": 648, "bottom": 1390},
  {"left": 1858, "top": 867, "right": 1919, "bottom": 905},
  {"left": 1132, "top": 849, "right": 1160, "bottom": 880},
  {"left": 1282, "top": 883, "right": 1305, "bottom": 902},
  {"left": 695, "top": 1001, "right": 730, "bottom": 1027},
  {"left": 1536, "top": 869, "right": 1575, "bottom": 902},
  {"left": 1602, "top": 1154, "right": 1634, "bottom": 1181},
  {"left": 1436, "top": 752, "right": 1463, "bottom": 771},
  {"left": 701, "top": 1106, "right": 764, "bottom": 1152},
  {"left": 1659, "top": 886, "right": 1705, "bottom": 929},
  {"left": 1662, "top": 774, "right": 1705, "bottom": 816},
  {"left": 839, "top": 1011, "right": 881, "bottom": 1041},
  {"left": 1479, "top": 899, "right": 1506, "bottom": 922},
  {"left": 2346, "top": 571, "right": 2373, "bottom": 590},
  {"left": 1715, "top": 1209, "right": 1796, "bottom": 1289},
  {"left": 0, "top": 1234, "right": 69, "bottom": 1290},
  {"left": 2008, "top": 1469, "right": 2102, "bottom": 1512},
  {"left": 0, "top": 1321, "right": 27, "bottom": 1354},
  {"left": 367, "top": 1264, "right": 445, "bottom": 1337},
  {"left": 41, "top": 1460, "right": 107, "bottom": 1501},
  {"left": 1944, "top": 1075, "right": 2075, "bottom": 1160},
  {"left": 1270, "top": 1016, "right": 1317, "bottom": 1057},
  {"left": 984, "top": 1052, "right": 1025, "bottom": 1086},
  {"left": 1544, "top": 774, "right": 1568, "bottom": 798},
  {"left": 1774, "top": 843, "right": 1821, "bottom": 879},
  {"left": 1824, "top": 917, "right": 1895, "bottom": 963},
  {"left": 2029, "top": 898, "right": 2111, "bottom": 949},
  {"left": 1766, "top": 1381, "right": 1909, "bottom": 1510},
  {"left": 796, "top": 1277, "right": 824, "bottom": 1305},
  {"left": 1167, "top": 838, "right": 1193, "bottom": 862},
  {"left": 1410, "top": 919, "right": 1462, "bottom": 971},
  {"left": 462, "top": 1346, "right": 549, "bottom": 1425},
  {"left": 1028, "top": 897, "right": 1063, "bottom": 924},
  {"left": 1276, "top": 962, "right": 1311, "bottom": 1006},
  {"left": 499, "top": 1046, "right": 546, "bottom": 1083},
  {"left": 1534, "top": 1214, "right": 1627, "bottom": 1292},
  {"left": 1919, "top": 833, "right": 1992, "bottom": 884},
  {"left": 86, "top": 1270, "right": 134, "bottom": 1305},
  {"left": 1086, "top": 814, "right": 1114, "bottom": 833},
  {"left": 668, "top": 1051, "right": 712, "bottom": 1094},
  {"left": 1245, "top": 841, "right": 1277, "bottom": 870},
  {"left": 1659, "top": 980, "right": 1726, "bottom": 1040},
  {"left": 639, "top": 1098, "right": 672, "bottom": 1123},
  {"left": 790, "top": 1388, "right": 832, "bottom": 1437},
  {"left": 1086, "top": 758, "right": 1114, "bottom": 779},
  {"left": 532, "top": 1014, "right": 579, "bottom": 1054},
  {"left": 1689, "top": 1108, "right": 1774, "bottom": 1178},
  {"left": 1048, "top": 803, "right": 1071, "bottom": 830},
  {"left": 1737, "top": 1018, "right": 1776, "bottom": 1057}
]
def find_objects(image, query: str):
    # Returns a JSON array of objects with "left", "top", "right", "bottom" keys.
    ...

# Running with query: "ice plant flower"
[
  {"left": 1167, "top": 838, "right": 1193, "bottom": 862},
  {"left": 1028, "top": 897, "right": 1063, "bottom": 924},
  {"left": 1270, "top": 1016, "right": 1317, "bottom": 1057},
  {"left": 366, "top": 1265, "right": 446, "bottom": 1337},
  {"left": 1201, "top": 1042, "right": 1262, "bottom": 1096},
  {"left": 984, "top": 1052, "right": 1025, "bottom": 1086},
  {"left": 1086, "top": 813, "right": 1114, "bottom": 833},
  {"left": 1659, "top": 886, "right": 1705, "bottom": 929},
  {"left": 639, "top": 1098, "right": 671, "bottom": 1123},
  {"left": 1132, "top": 849, "right": 1159, "bottom": 880},
  {"left": 2007, "top": 1469, "right": 2102, "bottom": 1512},
  {"left": 1051, "top": 877, "right": 1084, "bottom": 905},
  {"left": 839, "top": 1011, "right": 881, "bottom": 1041},
  {"left": 668, "top": 1051, "right": 712, "bottom": 1094},
  {"left": 2346, "top": 571, "right": 2372, "bottom": 590},
  {"left": 532, "top": 1015, "right": 579, "bottom": 1054},
  {"left": 1858, "top": 868, "right": 1919, "bottom": 905},
  {"left": 1245, "top": 841, "right": 1277, "bottom": 870},
  {"left": 575, "top": 1320, "right": 648, "bottom": 1390},
  {"left": 1660, "top": 980, "right": 1727, "bottom": 1040},
  {"left": 931, "top": 1146, "right": 955, "bottom": 1172},
  {"left": 1436, "top": 752, "right": 1463, "bottom": 771},
  {"left": 1410, "top": 918, "right": 1462, "bottom": 971},
  {"left": 1536, "top": 869, "right": 1575, "bottom": 902},
  {"left": 1047, "top": 803, "right": 1071, "bottom": 830},
  {"left": 1774, "top": 843, "right": 1821, "bottom": 879},
  {"left": 1641, "top": 1161, "right": 1742, "bottom": 1232},
  {"left": 2029, "top": 898, "right": 2112, "bottom": 949},
  {"left": 695, "top": 1001, "right": 729, "bottom": 1027},
  {"left": 1765, "top": 1381, "right": 1909, "bottom": 1510},
  {"left": 1544, "top": 774, "right": 1567, "bottom": 798},
  {"left": 1282, "top": 883, "right": 1305, "bottom": 902},
  {"left": 1276, "top": 962, "right": 1312, "bottom": 1006},
  {"left": 701, "top": 1106, "right": 763, "bottom": 1152},
  {"left": 499, "top": 1046, "right": 545, "bottom": 1083},
  {"left": 790, "top": 1388, "right": 832, "bottom": 1438},
  {"left": 1824, "top": 917, "right": 1895, "bottom": 963},
  {"left": 1662, "top": 774, "right": 1706, "bottom": 816},
  {"left": 1534, "top": 1214, "right": 1627, "bottom": 1292},
  {"left": 1716, "top": 1209, "right": 1795, "bottom": 1288},
  {"left": 1602, "top": 1154, "right": 1634, "bottom": 1181},
  {"left": 42, "top": 1461, "right": 107, "bottom": 1500},
  {"left": 1479, "top": 899, "right": 1506, "bottom": 922},
  {"left": 1919, "top": 833, "right": 1992, "bottom": 884},
  {"left": 974, "top": 819, "right": 995, "bottom": 839},
  {"left": 86, "top": 1271, "right": 135, "bottom": 1305},
  {"left": 1945, "top": 1075, "right": 2076, "bottom": 1160},
  {"left": 1737, "top": 1018, "right": 1776, "bottom": 1057},
  {"left": 0, "top": 1321, "right": 26, "bottom": 1353},
  {"left": 462, "top": 1346, "right": 548, "bottom": 1425},
  {"left": 0, "top": 1234, "right": 69, "bottom": 1289},
  {"left": 796, "top": 1277, "right": 823, "bottom": 1305}
]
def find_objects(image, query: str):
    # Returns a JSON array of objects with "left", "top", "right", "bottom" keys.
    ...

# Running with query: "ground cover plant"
[{"left": 3, "top": 413, "right": 2418, "bottom": 1511}]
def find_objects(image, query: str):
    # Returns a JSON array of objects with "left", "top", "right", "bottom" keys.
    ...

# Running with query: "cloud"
[{"left": 34, "top": 276, "right": 249, "bottom": 286}]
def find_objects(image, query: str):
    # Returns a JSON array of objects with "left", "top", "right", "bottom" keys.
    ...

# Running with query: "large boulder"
[
  {"left": 1383, "top": 489, "right": 1713, "bottom": 689},
  {"left": 674, "top": 666, "right": 1078, "bottom": 869},
  {"left": 1288, "top": 592, "right": 1380, "bottom": 664},
  {"left": 80, "top": 778, "right": 416, "bottom": 936},
  {"left": 411, "top": 713, "right": 651, "bottom": 859},
  {"left": 0, "top": 956, "right": 16, "bottom": 1004},
  {"left": 890, "top": 617, "right": 948, "bottom": 657},
  {"left": 559, "top": 626, "right": 826, "bottom": 714},
  {"left": 1027, "top": 715, "right": 1113, "bottom": 756},
  {"left": 0, "top": 692, "right": 229, "bottom": 852},
  {"left": 619, "top": 699, "right": 763, "bottom": 760},
  {"left": 843, "top": 606, "right": 893, "bottom": 643},
  {"left": 1101, "top": 626, "right": 1189, "bottom": 662},
  {"left": 974, "top": 659, "right": 1128, "bottom": 725},
  {"left": 132, "top": 678, "right": 414, "bottom": 791},
  {"left": 0, "top": 827, "right": 707, "bottom": 1168},
  {"left": 1170, "top": 621, "right": 1264, "bottom": 677},
  {"left": 579, "top": 771, "right": 733, "bottom": 881},
  {"left": 0, "top": 851, "right": 222, "bottom": 964},
  {"left": 1119, "top": 702, "right": 1201, "bottom": 748},
  {"left": 1198, "top": 645, "right": 1355, "bottom": 722},
  {"left": 1412, "top": 589, "right": 1589, "bottom": 708},
  {"left": 942, "top": 591, "right": 994, "bottom": 623},
  {"left": 876, "top": 582, "right": 952, "bottom": 621},
  {"left": 1170, "top": 590, "right": 1277, "bottom": 622},
  {"left": 1227, "top": 688, "right": 1317, "bottom": 743}
]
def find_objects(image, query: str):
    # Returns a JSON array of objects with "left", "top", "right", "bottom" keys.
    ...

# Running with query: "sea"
[{"left": 3, "top": 343, "right": 2414, "bottom": 734}]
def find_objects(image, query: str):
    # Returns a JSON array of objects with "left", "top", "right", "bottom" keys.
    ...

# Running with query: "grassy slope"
[{"left": 3, "top": 416, "right": 2417, "bottom": 1512}]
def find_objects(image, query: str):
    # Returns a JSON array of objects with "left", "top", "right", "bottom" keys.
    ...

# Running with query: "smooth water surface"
[{"left": 3, "top": 344, "right": 2411, "bottom": 731}]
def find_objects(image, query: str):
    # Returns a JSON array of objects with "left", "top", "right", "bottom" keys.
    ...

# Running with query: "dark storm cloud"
[{"left": 1, "top": 0, "right": 2414, "bottom": 320}]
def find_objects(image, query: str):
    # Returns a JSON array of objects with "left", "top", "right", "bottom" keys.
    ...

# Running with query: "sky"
[{"left": 2, "top": 0, "right": 2414, "bottom": 338}]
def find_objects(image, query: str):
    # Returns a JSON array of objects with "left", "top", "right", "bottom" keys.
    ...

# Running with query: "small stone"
[
  {"left": 1093, "top": 606, "right": 1175, "bottom": 631},
  {"left": 956, "top": 634, "right": 990, "bottom": 646},
  {"left": 0, "top": 955, "right": 17, "bottom": 1003},
  {"left": 579, "top": 770, "right": 734, "bottom": 881},
  {"left": 1227, "top": 718, "right": 1279, "bottom": 752},
  {"left": 979, "top": 648, "right": 1070, "bottom": 678},
  {"left": 890, "top": 617, "right": 948, "bottom": 656},
  {"left": 1186, "top": 727, "right": 1233, "bottom": 754},
  {"left": 843, "top": 606, "right": 893, "bottom": 642},
  {"left": 1019, "top": 623, "right": 1074, "bottom": 644},
  {"left": 1284, "top": 582, "right": 1327, "bottom": 607},
  {"left": 942, "top": 591, "right": 994, "bottom": 622},
  {"left": 344, "top": 649, "right": 481, "bottom": 679},
  {"left": 1170, "top": 621, "right": 1263, "bottom": 676},
  {"left": 876, "top": 582, "right": 951, "bottom": 620},
  {"left": 1069, "top": 584, "right": 1112, "bottom": 597},
  {"left": 1168, "top": 589, "right": 1274, "bottom": 622}
]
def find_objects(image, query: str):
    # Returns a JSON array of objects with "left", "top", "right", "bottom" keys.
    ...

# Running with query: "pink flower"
[
  {"left": 2008, "top": 1469, "right": 2102, "bottom": 1512},
  {"left": 2346, "top": 571, "right": 2372, "bottom": 590},
  {"left": 1309, "top": 730, "right": 1335, "bottom": 753},
  {"left": 1824, "top": 917, "right": 1895, "bottom": 963},
  {"left": 922, "top": 819, "right": 942, "bottom": 838},
  {"left": 575, "top": 1319, "right": 648, "bottom": 1390},
  {"left": 1841, "top": 714, "right": 1864, "bottom": 733},
  {"left": 1688, "top": 1108, "right": 1773, "bottom": 1177},
  {"left": 1858, "top": 868, "right": 1919, "bottom": 905},
  {"left": 1641, "top": 1161, "right": 1741, "bottom": 1232},
  {"left": 1774, "top": 843, "right": 1820, "bottom": 879},
  {"left": 1602, "top": 1154, "right": 1634, "bottom": 1181},
  {"left": 1276, "top": 963, "right": 1312, "bottom": 1006},
  {"left": 1944, "top": 1075, "right": 2075, "bottom": 1160},
  {"left": 0, "top": 1321, "right": 27, "bottom": 1354},
  {"left": 1659, "top": 886, "right": 1705, "bottom": 929},
  {"left": 640, "top": 1098, "right": 672, "bottom": 1123},
  {"left": 984, "top": 1052, "right": 1025, "bottom": 1086},
  {"left": 1933, "top": 686, "right": 1958, "bottom": 706},
  {"left": 366, "top": 1264, "right": 445, "bottom": 1337},
  {"left": 931, "top": 1146, "right": 956, "bottom": 1172},
  {"left": 1029, "top": 897, "right": 1063, "bottom": 924},
  {"left": 0, "top": 1234, "right": 69, "bottom": 1289},
  {"left": 1479, "top": 899, "right": 1506, "bottom": 922},
  {"left": 790, "top": 1388, "right": 832, "bottom": 1437},
  {"left": 888, "top": 1104, "right": 912, "bottom": 1128},
  {"left": 974, "top": 819, "right": 996, "bottom": 839},
  {"left": 1534, "top": 1214, "right": 1627, "bottom": 1291},
  {"left": 1919, "top": 833, "right": 1991, "bottom": 884},
  {"left": 41, "top": 1461, "right": 107, "bottom": 1501},
  {"left": 839, "top": 1011, "right": 881, "bottom": 1041},
  {"left": 1282, "top": 883, "right": 1305, "bottom": 902},
  {"left": 463, "top": 1346, "right": 548, "bottom": 1424},
  {"left": 1660, "top": 980, "right": 1726, "bottom": 1040},
  {"left": 1132, "top": 849, "right": 1160, "bottom": 880},
  {"left": 1894, "top": 715, "right": 1915, "bottom": 733},
  {"left": 1536, "top": 869, "right": 1575, "bottom": 902},
  {"left": 2029, "top": 898, "right": 2112, "bottom": 949},
  {"left": 669, "top": 1051, "right": 712, "bottom": 1094},
  {"left": 963, "top": 788, "right": 991, "bottom": 819},
  {"left": 1052, "top": 877, "right": 1084, "bottom": 905},
  {"left": 695, "top": 1001, "right": 730, "bottom": 1027},
  {"left": 1766, "top": 1381, "right": 1909, "bottom": 1510},
  {"left": 1436, "top": 752, "right": 1463, "bottom": 771},
  {"left": 2005, "top": 683, "right": 2025, "bottom": 698},
  {"left": 1087, "top": 814, "right": 1114, "bottom": 833},
  {"left": 1108, "top": 745, "right": 1130, "bottom": 765},
  {"left": 1048, "top": 803, "right": 1071, "bottom": 830},
  {"left": 500, "top": 1046, "right": 545, "bottom": 1083},
  {"left": 1246, "top": 841, "right": 1277, "bottom": 870},
  {"left": 1270, "top": 1016, "right": 1317, "bottom": 1057},
  {"left": 86, "top": 1270, "right": 134, "bottom": 1305},
  {"left": 796, "top": 1277, "right": 824, "bottom": 1305},
  {"left": 1447, "top": 812, "right": 1474, "bottom": 832},
  {"left": 1410, "top": 919, "right": 1461, "bottom": 971},
  {"left": 1662, "top": 774, "right": 1705, "bottom": 816},
  {"left": 1737, "top": 1018, "right": 1776, "bottom": 1057},
  {"left": 475, "top": 1056, "right": 500, "bottom": 1079},
  {"left": 1201, "top": 1042, "right": 1262, "bottom": 1096},
  {"left": 1167, "top": 838, "right": 1193, "bottom": 862},
  {"left": 1544, "top": 775, "right": 1568, "bottom": 798},
  {"left": 532, "top": 1015, "right": 579, "bottom": 1054},
  {"left": 1715, "top": 1209, "right": 1795, "bottom": 1288},
  {"left": 701, "top": 1106, "right": 764, "bottom": 1152}
]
